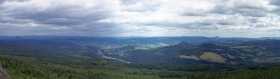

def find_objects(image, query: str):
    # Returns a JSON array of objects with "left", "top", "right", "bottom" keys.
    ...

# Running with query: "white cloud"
[{"left": 0, "top": 0, "right": 280, "bottom": 37}]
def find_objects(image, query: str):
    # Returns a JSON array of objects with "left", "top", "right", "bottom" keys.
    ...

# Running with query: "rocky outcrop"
[{"left": 0, "top": 65, "right": 9, "bottom": 79}]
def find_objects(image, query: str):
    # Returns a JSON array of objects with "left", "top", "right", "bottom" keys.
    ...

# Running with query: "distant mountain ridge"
[{"left": 102, "top": 38, "right": 280, "bottom": 70}]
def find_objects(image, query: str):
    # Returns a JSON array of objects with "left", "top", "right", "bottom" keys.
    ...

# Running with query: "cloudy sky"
[{"left": 0, "top": 0, "right": 280, "bottom": 37}]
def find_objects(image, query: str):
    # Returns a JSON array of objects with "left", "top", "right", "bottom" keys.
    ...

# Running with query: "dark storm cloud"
[
  {"left": 0, "top": 0, "right": 123, "bottom": 36},
  {"left": 7, "top": 5, "right": 110, "bottom": 26},
  {"left": 211, "top": 0, "right": 275, "bottom": 17},
  {"left": 213, "top": 7, "right": 269, "bottom": 17},
  {"left": 271, "top": 0, "right": 280, "bottom": 5}
]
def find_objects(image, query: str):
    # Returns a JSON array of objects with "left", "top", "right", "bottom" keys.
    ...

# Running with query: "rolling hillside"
[{"left": 0, "top": 36, "right": 280, "bottom": 79}]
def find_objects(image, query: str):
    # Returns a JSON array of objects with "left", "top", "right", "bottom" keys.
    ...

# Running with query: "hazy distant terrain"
[{"left": 0, "top": 36, "right": 280, "bottom": 79}]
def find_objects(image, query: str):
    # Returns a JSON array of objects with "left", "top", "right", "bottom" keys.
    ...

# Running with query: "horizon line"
[{"left": 0, "top": 35, "right": 279, "bottom": 39}]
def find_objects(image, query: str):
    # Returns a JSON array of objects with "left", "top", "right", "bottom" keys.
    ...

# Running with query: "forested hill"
[{"left": 1, "top": 36, "right": 280, "bottom": 79}]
